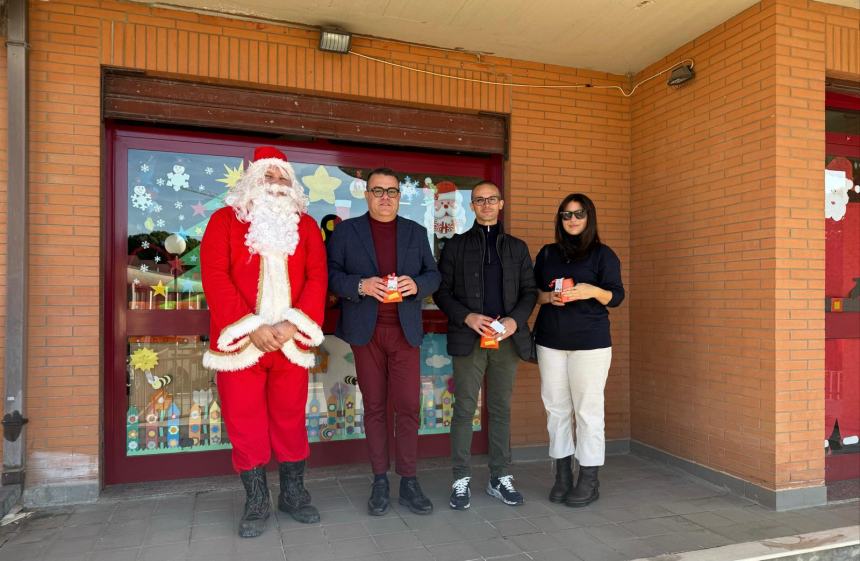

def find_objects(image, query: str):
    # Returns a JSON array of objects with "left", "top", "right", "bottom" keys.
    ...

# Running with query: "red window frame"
[{"left": 104, "top": 124, "right": 502, "bottom": 484}]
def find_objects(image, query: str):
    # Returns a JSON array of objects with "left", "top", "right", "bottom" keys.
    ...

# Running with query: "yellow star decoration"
[
  {"left": 217, "top": 163, "right": 244, "bottom": 189},
  {"left": 302, "top": 166, "right": 341, "bottom": 204},
  {"left": 152, "top": 280, "right": 168, "bottom": 298},
  {"left": 130, "top": 347, "right": 159, "bottom": 372}
]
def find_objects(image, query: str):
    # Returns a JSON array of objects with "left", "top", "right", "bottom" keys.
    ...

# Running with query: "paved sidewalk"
[{"left": 0, "top": 454, "right": 857, "bottom": 561}]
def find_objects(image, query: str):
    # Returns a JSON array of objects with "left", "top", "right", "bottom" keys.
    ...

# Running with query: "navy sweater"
[{"left": 533, "top": 243, "right": 624, "bottom": 351}]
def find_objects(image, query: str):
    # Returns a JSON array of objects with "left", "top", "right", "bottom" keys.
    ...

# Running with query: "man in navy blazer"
[{"left": 327, "top": 168, "right": 441, "bottom": 516}]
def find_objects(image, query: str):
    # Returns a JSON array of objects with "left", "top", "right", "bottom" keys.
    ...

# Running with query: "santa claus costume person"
[{"left": 201, "top": 146, "right": 327, "bottom": 538}]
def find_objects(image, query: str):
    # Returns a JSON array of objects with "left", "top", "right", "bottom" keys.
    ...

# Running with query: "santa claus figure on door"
[
  {"left": 434, "top": 180, "right": 466, "bottom": 238},
  {"left": 201, "top": 146, "right": 327, "bottom": 538}
]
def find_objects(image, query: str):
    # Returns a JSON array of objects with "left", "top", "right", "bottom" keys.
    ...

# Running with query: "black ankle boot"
[
  {"left": 549, "top": 456, "right": 573, "bottom": 503},
  {"left": 239, "top": 467, "right": 271, "bottom": 538},
  {"left": 565, "top": 465, "right": 599, "bottom": 507},
  {"left": 399, "top": 477, "right": 433, "bottom": 515},
  {"left": 278, "top": 460, "right": 321, "bottom": 524},
  {"left": 368, "top": 475, "right": 390, "bottom": 516}
]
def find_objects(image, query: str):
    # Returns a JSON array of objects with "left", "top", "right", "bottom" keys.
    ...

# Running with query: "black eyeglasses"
[
  {"left": 368, "top": 187, "right": 401, "bottom": 198},
  {"left": 559, "top": 209, "right": 587, "bottom": 220},
  {"left": 471, "top": 196, "right": 501, "bottom": 206}
]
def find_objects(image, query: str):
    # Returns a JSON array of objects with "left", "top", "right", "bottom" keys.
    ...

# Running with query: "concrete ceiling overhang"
[{"left": 135, "top": 0, "right": 858, "bottom": 75}]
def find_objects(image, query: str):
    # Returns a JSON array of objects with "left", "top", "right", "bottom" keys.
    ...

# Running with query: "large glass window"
[{"left": 113, "top": 132, "right": 495, "bottom": 466}]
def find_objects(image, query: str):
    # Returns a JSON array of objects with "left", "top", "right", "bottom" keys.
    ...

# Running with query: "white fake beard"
[{"left": 244, "top": 185, "right": 302, "bottom": 257}]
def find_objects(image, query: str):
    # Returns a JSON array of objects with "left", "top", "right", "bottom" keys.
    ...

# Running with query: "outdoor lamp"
[
  {"left": 319, "top": 28, "right": 352, "bottom": 54},
  {"left": 667, "top": 64, "right": 695, "bottom": 86}
]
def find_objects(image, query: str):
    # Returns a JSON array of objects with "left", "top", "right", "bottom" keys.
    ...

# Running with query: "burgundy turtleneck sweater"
[{"left": 369, "top": 216, "right": 400, "bottom": 325}]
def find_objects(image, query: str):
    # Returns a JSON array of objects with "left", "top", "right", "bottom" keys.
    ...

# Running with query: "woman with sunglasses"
[{"left": 533, "top": 193, "right": 624, "bottom": 507}]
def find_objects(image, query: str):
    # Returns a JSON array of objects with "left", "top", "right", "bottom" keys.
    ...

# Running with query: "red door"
[
  {"left": 824, "top": 92, "right": 860, "bottom": 482},
  {"left": 104, "top": 125, "right": 501, "bottom": 484}
]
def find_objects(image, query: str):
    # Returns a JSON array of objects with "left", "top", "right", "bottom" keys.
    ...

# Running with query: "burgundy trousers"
[{"left": 351, "top": 323, "right": 420, "bottom": 477}]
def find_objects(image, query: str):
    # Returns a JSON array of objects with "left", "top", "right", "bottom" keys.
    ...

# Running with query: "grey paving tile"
[
  {"left": 382, "top": 548, "right": 435, "bottom": 561},
  {"left": 137, "top": 542, "right": 189, "bottom": 561},
  {"left": 282, "top": 542, "right": 335, "bottom": 561},
  {"left": 524, "top": 548, "right": 586, "bottom": 561},
  {"left": 193, "top": 509, "right": 234, "bottom": 525},
  {"left": 186, "top": 537, "right": 234, "bottom": 561},
  {"left": 507, "top": 531, "right": 565, "bottom": 553},
  {"left": 470, "top": 537, "right": 521, "bottom": 558},
  {"left": 373, "top": 531, "right": 422, "bottom": 551},
  {"left": 620, "top": 517, "right": 671, "bottom": 538},
  {"left": 142, "top": 525, "right": 191, "bottom": 546},
  {"left": 583, "top": 522, "right": 638, "bottom": 543},
  {"left": 425, "top": 541, "right": 482, "bottom": 561},
  {"left": 46, "top": 536, "right": 97, "bottom": 556},
  {"left": 490, "top": 518, "right": 540, "bottom": 537},
  {"left": 452, "top": 521, "right": 501, "bottom": 541},
  {"left": 280, "top": 526, "right": 327, "bottom": 546},
  {"left": 89, "top": 547, "right": 141, "bottom": 561},
  {"left": 472, "top": 505, "right": 523, "bottom": 522},
  {"left": 321, "top": 522, "right": 369, "bottom": 541},
  {"left": 363, "top": 517, "right": 410, "bottom": 535},
  {"left": 190, "top": 522, "right": 236, "bottom": 541},
  {"left": 411, "top": 526, "right": 464, "bottom": 546},
  {"left": 0, "top": 542, "right": 49, "bottom": 561},
  {"left": 527, "top": 515, "right": 580, "bottom": 532},
  {"left": 330, "top": 536, "right": 379, "bottom": 557}
]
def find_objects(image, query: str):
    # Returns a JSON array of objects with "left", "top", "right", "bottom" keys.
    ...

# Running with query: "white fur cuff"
[
  {"left": 281, "top": 339, "right": 316, "bottom": 368},
  {"left": 216, "top": 314, "right": 264, "bottom": 352},
  {"left": 283, "top": 308, "right": 324, "bottom": 347}
]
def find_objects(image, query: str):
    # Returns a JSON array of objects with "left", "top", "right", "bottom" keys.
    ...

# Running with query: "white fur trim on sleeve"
[
  {"left": 202, "top": 343, "right": 264, "bottom": 372},
  {"left": 281, "top": 339, "right": 317, "bottom": 368},
  {"left": 283, "top": 308, "right": 324, "bottom": 347},
  {"left": 216, "top": 314, "right": 265, "bottom": 352}
]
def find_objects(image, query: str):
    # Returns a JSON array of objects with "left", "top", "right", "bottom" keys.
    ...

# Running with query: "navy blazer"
[{"left": 327, "top": 213, "right": 441, "bottom": 347}]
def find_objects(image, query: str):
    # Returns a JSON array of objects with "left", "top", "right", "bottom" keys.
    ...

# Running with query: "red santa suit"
[{"left": 201, "top": 148, "right": 326, "bottom": 473}]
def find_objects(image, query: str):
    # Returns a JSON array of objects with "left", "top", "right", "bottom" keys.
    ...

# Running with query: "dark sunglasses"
[
  {"left": 559, "top": 209, "right": 587, "bottom": 220},
  {"left": 368, "top": 187, "right": 401, "bottom": 198}
]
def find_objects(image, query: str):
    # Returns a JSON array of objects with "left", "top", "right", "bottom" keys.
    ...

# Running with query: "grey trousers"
[{"left": 450, "top": 338, "right": 519, "bottom": 479}]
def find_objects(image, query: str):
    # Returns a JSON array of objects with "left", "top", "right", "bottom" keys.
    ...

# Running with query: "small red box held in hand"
[
  {"left": 383, "top": 273, "right": 403, "bottom": 303},
  {"left": 553, "top": 277, "right": 576, "bottom": 303}
]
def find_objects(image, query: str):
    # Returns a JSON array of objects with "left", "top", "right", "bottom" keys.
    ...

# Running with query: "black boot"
[
  {"left": 565, "top": 466, "right": 599, "bottom": 507},
  {"left": 278, "top": 461, "right": 321, "bottom": 524},
  {"left": 549, "top": 456, "right": 573, "bottom": 503},
  {"left": 368, "top": 474, "right": 390, "bottom": 516},
  {"left": 238, "top": 467, "right": 271, "bottom": 538},
  {"left": 399, "top": 477, "right": 433, "bottom": 515}
]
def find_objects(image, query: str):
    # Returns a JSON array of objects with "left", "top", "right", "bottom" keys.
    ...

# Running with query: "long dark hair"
[{"left": 555, "top": 193, "right": 600, "bottom": 262}]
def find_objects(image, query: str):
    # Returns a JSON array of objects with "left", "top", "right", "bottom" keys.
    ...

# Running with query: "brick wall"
[
  {"left": 0, "top": 33, "right": 8, "bottom": 462},
  {"left": 15, "top": 0, "right": 631, "bottom": 488},
  {"left": 630, "top": 0, "right": 858, "bottom": 491}
]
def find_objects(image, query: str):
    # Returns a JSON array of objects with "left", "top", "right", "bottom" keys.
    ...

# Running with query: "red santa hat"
[{"left": 253, "top": 146, "right": 288, "bottom": 163}]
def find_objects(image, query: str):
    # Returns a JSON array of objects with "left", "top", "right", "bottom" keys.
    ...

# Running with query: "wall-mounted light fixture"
[
  {"left": 667, "top": 64, "right": 695, "bottom": 86},
  {"left": 319, "top": 28, "right": 352, "bottom": 54}
]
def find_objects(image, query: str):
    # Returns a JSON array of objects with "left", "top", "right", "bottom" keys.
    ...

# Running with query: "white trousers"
[{"left": 537, "top": 345, "right": 612, "bottom": 466}]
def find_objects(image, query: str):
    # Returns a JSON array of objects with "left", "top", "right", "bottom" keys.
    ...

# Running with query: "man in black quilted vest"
[{"left": 433, "top": 180, "right": 537, "bottom": 510}]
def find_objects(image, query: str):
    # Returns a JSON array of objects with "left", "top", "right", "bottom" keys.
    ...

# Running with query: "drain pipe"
[{"left": 2, "top": 0, "right": 30, "bottom": 491}]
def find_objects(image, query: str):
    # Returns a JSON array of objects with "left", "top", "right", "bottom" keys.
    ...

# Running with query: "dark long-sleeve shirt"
[
  {"left": 533, "top": 243, "right": 624, "bottom": 351},
  {"left": 369, "top": 216, "right": 399, "bottom": 326}
]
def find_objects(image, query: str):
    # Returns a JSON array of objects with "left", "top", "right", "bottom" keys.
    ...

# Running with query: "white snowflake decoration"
[
  {"left": 400, "top": 176, "right": 419, "bottom": 202},
  {"left": 140, "top": 164, "right": 150, "bottom": 172},
  {"left": 198, "top": 184, "right": 206, "bottom": 191},
  {"left": 157, "top": 219, "right": 166, "bottom": 228},
  {"left": 139, "top": 264, "right": 149, "bottom": 273},
  {"left": 190, "top": 255, "right": 198, "bottom": 262},
  {"left": 154, "top": 255, "right": 161, "bottom": 263},
  {"left": 156, "top": 178, "right": 165, "bottom": 186},
  {"left": 130, "top": 185, "right": 152, "bottom": 211},
  {"left": 167, "top": 165, "right": 190, "bottom": 192},
  {"left": 174, "top": 201, "right": 183, "bottom": 209},
  {"left": 141, "top": 241, "right": 150, "bottom": 249},
  {"left": 178, "top": 214, "right": 185, "bottom": 221},
  {"left": 205, "top": 167, "right": 214, "bottom": 175},
  {"left": 133, "top": 278, "right": 141, "bottom": 285}
]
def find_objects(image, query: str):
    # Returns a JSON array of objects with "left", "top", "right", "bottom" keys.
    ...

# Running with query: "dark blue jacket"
[{"left": 327, "top": 213, "right": 441, "bottom": 347}]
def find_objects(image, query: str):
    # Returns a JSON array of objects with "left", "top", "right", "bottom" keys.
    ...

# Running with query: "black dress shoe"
[
  {"left": 399, "top": 477, "right": 433, "bottom": 515},
  {"left": 368, "top": 477, "right": 390, "bottom": 516}
]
